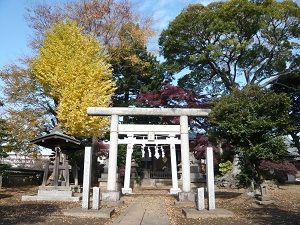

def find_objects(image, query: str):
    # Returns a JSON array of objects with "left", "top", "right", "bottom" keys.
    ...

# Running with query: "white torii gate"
[
  {"left": 87, "top": 107, "right": 211, "bottom": 201},
  {"left": 118, "top": 124, "right": 181, "bottom": 194}
]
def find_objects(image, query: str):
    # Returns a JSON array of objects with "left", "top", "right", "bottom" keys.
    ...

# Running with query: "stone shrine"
[{"left": 22, "top": 127, "right": 83, "bottom": 202}]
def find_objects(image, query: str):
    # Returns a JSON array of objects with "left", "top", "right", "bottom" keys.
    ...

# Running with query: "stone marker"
[
  {"left": 197, "top": 188, "right": 205, "bottom": 210},
  {"left": 206, "top": 147, "right": 215, "bottom": 210},
  {"left": 82, "top": 147, "right": 92, "bottom": 209},
  {"left": 92, "top": 187, "right": 101, "bottom": 210}
]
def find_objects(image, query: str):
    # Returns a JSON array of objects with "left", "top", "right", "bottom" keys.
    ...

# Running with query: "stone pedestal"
[
  {"left": 121, "top": 187, "right": 133, "bottom": 194},
  {"left": 22, "top": 186, "right": 81, "bottom": 202},
  {"left": 98, "top": 177, "right": 122, "bottom": 191},
  {"left": 178, "top": 192, "right": 196, "bottom": 202},
  {"left": 101, "top": 191, "right": 121, "bottom": 202},
  {"left": 170, "top": 188, "right": 181, "bottom": 195}
]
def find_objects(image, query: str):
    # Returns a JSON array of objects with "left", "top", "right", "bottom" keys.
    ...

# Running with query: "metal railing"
[{"left": 150, "top": 170, "right": 172, "bottom": 179}]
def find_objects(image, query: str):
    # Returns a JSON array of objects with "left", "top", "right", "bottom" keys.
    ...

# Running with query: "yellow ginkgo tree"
[{"left": 32, "top": 20, "right": 115, "bottom": 137}]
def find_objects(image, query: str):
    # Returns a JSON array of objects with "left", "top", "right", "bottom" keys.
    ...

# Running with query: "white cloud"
[{"left": 136, "top": 0, "right": 215, "bottom": 32}]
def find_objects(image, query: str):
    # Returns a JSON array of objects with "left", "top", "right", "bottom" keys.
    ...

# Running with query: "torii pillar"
[{"left": 87, "top": 107, "right": 211, "bottom": 202}]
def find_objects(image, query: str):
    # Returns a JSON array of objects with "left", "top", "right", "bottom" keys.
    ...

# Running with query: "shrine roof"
[{"left": 30, "top": 127, "right": 82, "bottom": 150}]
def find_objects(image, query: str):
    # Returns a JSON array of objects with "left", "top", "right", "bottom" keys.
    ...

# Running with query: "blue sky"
[
  {"left": 0, "top": 0, "right": 212, "bottom": 70},
  {"left": 1, "top": 0, "right": 299, "bottom": 80}
]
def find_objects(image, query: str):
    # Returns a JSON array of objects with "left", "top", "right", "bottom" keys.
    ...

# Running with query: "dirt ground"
[{"left": 0, "top": 183, "right": 299, "bottom": 225}]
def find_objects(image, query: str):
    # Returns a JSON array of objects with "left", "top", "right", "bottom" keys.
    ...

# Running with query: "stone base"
[
  {"left": 169, "top": 188, "right": 181, "bottom": 195},
  {"left": 174, "top": 201, "right": 195, "bottom": 207},
  {"left": 255, "top": 200, "right": 275, "bottom": 205},
  {"left": 38, "top": 189, "right": 73, "bottom": 197},
  {"left": 256, "top": 195, "right": 272, "bottom": 201},
  {"left": 98, "top": 178, "right": 123, "bottom": 191},
  {"left": 21, "top": 195, "right": 81, "bottom": 202},
  {"left": 22, "top": 185, "right": 82, "bottom": 202},
  {"left": 63, "top": 207, "right": 115, "bottom": 218},
  {"left": 101, "top": 191, "right": 120, "bottom": 202},
  {"left": 178, "top": 192, "right": 196, "bottom": 202},
  {"left": 182, "top": 208, "right": 235, "bottom": 218},
  {"left": 122, "top": 187, "right": 133, "bottom": 194}
]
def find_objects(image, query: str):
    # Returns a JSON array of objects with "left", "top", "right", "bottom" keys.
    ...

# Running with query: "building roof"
[{"left": 30, "top": 127, "right": 82, "bottom": 150}]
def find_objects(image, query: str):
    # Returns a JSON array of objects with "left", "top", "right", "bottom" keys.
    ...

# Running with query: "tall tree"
[
  {"left": 110, "top": 22, "right": 164, "bottom": 111},
  {"left": 209, "top": 85, "right": 293, "bottom": 186},
  {"left": 271, "top": 73, "right": 300, "bottom": 153},
  {"left": 32, "top": 20, "right": 115, "bottom": 137},
  {"left": 1, "top": 0, "right": 155, "bottom": 152},
  {"left": 159, "top": 0, "right": 300, "bottom": 94},
  {"left": 0, "top": 64, "right": 49, "bottom": 153},
  {"left": 25, "top": 0, "right": 154, "bottom": 51}
]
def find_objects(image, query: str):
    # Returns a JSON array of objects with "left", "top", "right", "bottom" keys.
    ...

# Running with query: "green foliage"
[
  {"left": 110, "top": 22, "right": 164, "bottom": 124},
  {"left": 0, "top": 164, "right": 11, "bottom": 177},
  {"left": 117, "top": 144, "right": 143, "bottom": 183},
  {"left": 237, "top": 154, "right": 256, "bottom": 187},
  {"left": 219, "top": 161, "right": 233, "bottom": 176},
  {"left": 209, "top": 85, "right": 292, "bottom": 186},
  {"left": 271, "top": 73, "right": 300, "bottom": 153},
  {"left": 159, "top": 0, "right": 300, "bottom": 94},
  {"left": 117, "top": 144, "right": 142, "bottom": 167}
]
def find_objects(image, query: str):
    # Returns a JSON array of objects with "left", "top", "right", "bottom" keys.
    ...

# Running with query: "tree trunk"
[{"left": 91, "top": 136, "right": 99, "bottom": 186}]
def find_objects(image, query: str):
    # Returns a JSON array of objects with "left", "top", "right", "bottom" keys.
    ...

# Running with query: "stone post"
[
  {"left": 107, "top": 114, "right": 119, "bottom": 191},
  {"left": 82, "top": 147, "right": 92, "bottom": 209},
  {"left": 53, "top": 149, "right": 60, "bottom": 187},
  {"left": 65, "top": 159, "right": 69, "bottom": 187},
  {"left": 73, "top": 163, "right": 78, "bottom": 187},
  {"left": 41, "top": 160, "right": 50, "bottom": 186},
  {"left": 169, "top": 137, "right": 181, "bottom": 194},
  {"left": 197, "top": 187, "right": 205, "bottom": 210},
  {"left": 92, "top": 187, "right": 101, "bottom": 210},
  {"left": 122, "top": 143, "right": 133, "bottom": 194},
  {"left": 180, "top": 116, "right": 191, "bottom": 192},
  {"left": 206, "top": 147, "right": 215, "bottom": 210}
]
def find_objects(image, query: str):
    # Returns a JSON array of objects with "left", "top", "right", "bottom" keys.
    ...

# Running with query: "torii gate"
[
  {"left": 87, "top": 107, "right": 211, "bottom": 201},
  {"left": 118, "top": 124, "right": 182, "bottom": 195}
]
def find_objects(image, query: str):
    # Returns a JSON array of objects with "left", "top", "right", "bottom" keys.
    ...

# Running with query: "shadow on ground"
[
  {"left": 245, "top": 206, "right": 300, "bottom": 225},
  {"left": 0, "top": 193, "right": 13, "bottom": 199},
  {"left": 215, "top": 191, "right": 242, "bottom": 199},
  {"left": 0, "top": 203, "right": 58, "bottom": 225}
]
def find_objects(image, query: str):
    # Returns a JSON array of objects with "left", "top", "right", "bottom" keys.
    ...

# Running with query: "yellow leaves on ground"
[{"left": 32, "top": 20, "right": 115, "bottom": 137}]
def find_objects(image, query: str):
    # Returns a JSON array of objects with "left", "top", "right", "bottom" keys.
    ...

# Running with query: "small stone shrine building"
[{"left": 22, "top": 127, "right": 83, "bottom": 201}]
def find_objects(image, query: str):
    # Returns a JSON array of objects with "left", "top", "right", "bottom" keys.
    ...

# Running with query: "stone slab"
[
  {"left": 101, "top": 200, "right": 124, "bottom": 207},
  {"left": 38, "top": 186, "right": 72, "bottom": 191},
  {"left": 174, "top": 201, "right": 196, "bottom": 207},
  {"left": 255, "top": 200, "right": 275, "bottom": 205},
  {"left": 63, "top": 207, "right": 115, "bottom": 218},
  {"left": 38, "top": 190, "right": 73, "bottom": 197},
  {"left": 182, "top": 208, "right": 235, "bottom": 218},
  {"left": 21, "top": 195, "right": 81, "bottom": 202}
]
